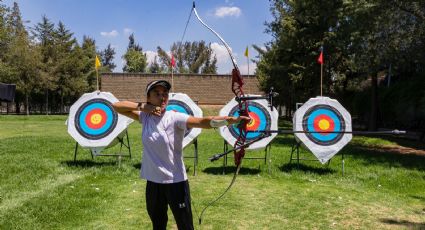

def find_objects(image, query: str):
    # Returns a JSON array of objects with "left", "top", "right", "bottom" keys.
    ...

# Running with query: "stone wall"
[{"left": 101, "top": 73, "right": 263, "bottom": 105}]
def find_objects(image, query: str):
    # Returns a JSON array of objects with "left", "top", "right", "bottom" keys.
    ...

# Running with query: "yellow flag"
[
  {"left": 95, "top": 55, "right": 101, "bottom": 70},
  {"left": 244, "top": 46, "right": 249, "bottom": 57}
]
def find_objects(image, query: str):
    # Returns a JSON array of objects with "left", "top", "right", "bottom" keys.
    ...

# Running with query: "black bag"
[{"left": 0, "top": 83, "right": 16, "bottom": 102}]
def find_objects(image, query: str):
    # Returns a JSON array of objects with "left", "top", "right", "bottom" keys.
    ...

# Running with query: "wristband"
[{"left": 137, "top": 102, "right": 142, "bottom": 111}]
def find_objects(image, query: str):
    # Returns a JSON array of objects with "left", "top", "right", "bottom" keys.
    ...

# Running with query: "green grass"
[{"left": 0, "top": 115, "right": 424, "bottom": 229}]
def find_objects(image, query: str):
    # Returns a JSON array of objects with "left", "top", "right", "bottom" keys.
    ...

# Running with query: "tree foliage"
[
  {"left": 256, "top": 0, "right": 425, "bottom": 131},
  {"left": 156, "top": 41, "right": 217, "bottom": 74}
]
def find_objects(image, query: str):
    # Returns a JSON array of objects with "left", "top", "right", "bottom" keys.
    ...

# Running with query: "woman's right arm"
[{"left": 112, "top": 101, "right": 160, "bottom": 120}]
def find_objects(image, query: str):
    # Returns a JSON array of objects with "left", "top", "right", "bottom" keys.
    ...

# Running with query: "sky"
[{"left": 5, "top": 0, "right": 274, "bottom": 74}]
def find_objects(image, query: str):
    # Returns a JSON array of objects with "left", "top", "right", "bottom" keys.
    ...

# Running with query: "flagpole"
[
  {"left": 320, "top": 62, "right": 323, "bottom": 96},
  {"left": 96, "top": 68, "right": 100, "bottom": 91},
  {"left": 247, "top": 56, "right": 249, "bottom": 76},
  {"left": 171, "top": 66, "right": 174, "bottom": 93}
]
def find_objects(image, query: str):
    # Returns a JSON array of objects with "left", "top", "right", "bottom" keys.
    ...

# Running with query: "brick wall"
[{"left": 101, "top": 73, "right": 263, "bottom": 105}]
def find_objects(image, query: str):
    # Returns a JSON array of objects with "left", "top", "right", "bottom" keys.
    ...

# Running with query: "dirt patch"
[{"left": 362, "top": 145, "right": 425, "bottom": 156}]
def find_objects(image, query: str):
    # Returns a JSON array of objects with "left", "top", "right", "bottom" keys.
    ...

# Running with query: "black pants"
[{"left": 146, "top": 180, "right": 194, "bottom": 230}]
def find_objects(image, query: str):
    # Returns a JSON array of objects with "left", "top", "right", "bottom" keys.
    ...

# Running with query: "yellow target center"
[
  {"left": 91, "top": 113, "right": 102, "bottom": 125},
  {"left": 247, "top": 119, "right": 255, "bottom": 127},
  {"left": 318, "top": 119, "right": 330, "bottom": 130}
]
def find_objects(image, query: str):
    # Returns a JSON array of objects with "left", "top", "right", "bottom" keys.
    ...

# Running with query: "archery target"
[
  {"left": 67, "top": 91, "right": 134, "bottom": 155},
  {"left": 219, "top": 95, "right": 278, "bottom": 150},
  {"left": 293, "top": 96, "right": 352, "bottom": 164},
  {"left": 166, "top": 93, "right": 202, "bottom": 148}
]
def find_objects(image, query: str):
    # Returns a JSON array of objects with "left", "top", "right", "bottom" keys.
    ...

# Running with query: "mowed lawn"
[{"left": 0, "top": 114, "right": 424, "bottom": 229}]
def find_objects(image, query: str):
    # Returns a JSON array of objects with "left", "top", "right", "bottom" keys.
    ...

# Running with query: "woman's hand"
[
  {"left": 144, "top": 103, "right": 162, "bottom": 116},
  {"left": 227, "top": 115, "right": 251, "bottom": 125}
]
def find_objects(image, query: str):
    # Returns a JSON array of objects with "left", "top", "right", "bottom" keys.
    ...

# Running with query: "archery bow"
[{"left": 190, "top": 1, "right": 251, "bottom": 224}]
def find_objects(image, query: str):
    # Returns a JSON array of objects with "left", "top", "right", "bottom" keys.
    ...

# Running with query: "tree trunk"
[
  {"left": 25, "top": 93, "right": 29, "bottom": 115},
  {"left": 15, "top": 101, "right": 20, "bottom": 114},
  {"left": 369, "top": 73, "right": 378, "bottom": 131},
  {"left": 45, "top": 89, "right": 49, "bottom": 115},
  {"left": 60, "top": 92, "right": 64, "bottom": 114}
]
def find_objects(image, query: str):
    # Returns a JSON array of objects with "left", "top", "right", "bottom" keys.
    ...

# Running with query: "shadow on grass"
[
  {"left": 203, "top": 166, "right": 261, "bottom": 175},
  {"left": 62, "top": 160, "right": 118, "bottom": 168},
  {"left": 279, "top": 163, "right": 336, "bottom": 175},
  {"left": 380, "top": 218, "right": 425, "bottom": 229},
  {"left": 410, "top": 195, "right": 425, "bottom": 202},
  {"left": 272, "top": 135, "right": 297, "bottom": 146},
  {"left": 342, "top": 144, "right": 425, "bottom": 171}
]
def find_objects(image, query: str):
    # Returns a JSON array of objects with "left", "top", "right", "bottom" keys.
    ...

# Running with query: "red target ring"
[
  {"left": 313, "top": 114, "right": 335, "bottom": 135},
  {"left": 246, "top": 112, "right": 260, "bottom": 131},
  {"left": 85, "top": 108, "right": 107, "bottom": 129}
]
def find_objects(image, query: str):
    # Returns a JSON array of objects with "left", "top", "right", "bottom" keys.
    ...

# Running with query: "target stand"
[
  {"left": 222, "top": 140, "right": 272, "bottom": 174},
  {"left": 183, "top": 138, "right": 199, "bottom": 176},
  {"left": 289, "top": 139, "right": 346, "bottom": 175},
  {"left": 73, "top": 130, "right": 132, "bottom": 165}
]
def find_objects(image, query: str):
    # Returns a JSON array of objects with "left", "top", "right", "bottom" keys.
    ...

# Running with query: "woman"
[{"left": 113, "top": 80, "right": 250, "bottom": 230}]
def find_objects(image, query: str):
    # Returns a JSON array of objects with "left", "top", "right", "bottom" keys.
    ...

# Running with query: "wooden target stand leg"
[
  {"left": 222, "top": 140, "right": 272, "bottom": 174},
  {"left": 289, "top": 138, "right": 344, "bottom": 175},
  {"left": 73, "top": 130, "right": 132, "bottom": 165},
  {"left": 183, "top": 138, "right": 198, "bottom": 176}
]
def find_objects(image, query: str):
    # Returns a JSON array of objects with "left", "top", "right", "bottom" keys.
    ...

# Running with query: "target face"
[
  {"left": 227, "top": 101, "right": 271, "bottom": 141},
  {"left": 166, "top": 99, "right": 194, "bottom": 138},
  {"left": 166, "top": 93, "right": 202, "bottom": 148},
  {"left": 293, "top": 96, "right": 352, "bottom": 164},
  {"left": 75, "top": 98, "right": 118, "bottom": 140},
  {"left": 67, "top": 91, "right": 134, "bottom": 155},
  {"left": 219, "top": 95, "right": 278, "bottom": 150},
  {"left": 302, "top": 104, "right": 345, "bottom": 146}
]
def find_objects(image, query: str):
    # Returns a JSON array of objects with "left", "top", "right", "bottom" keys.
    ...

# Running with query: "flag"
[
  {"left": 171, "top": 53, "right": 175, "bottom": 67},
  {"left": 95, "top": 55, "right": 101, "bottom": 70},
  {"left": 244, "top": 46, "right": 249, "bottom": 57},
  {"left": 317, "top": 47, "right": 324, "bottom": 64}
]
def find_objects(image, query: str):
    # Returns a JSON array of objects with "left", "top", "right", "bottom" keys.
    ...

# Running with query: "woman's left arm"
[{"left": 186, "top": 116, "right": 251, "bottom": 129}]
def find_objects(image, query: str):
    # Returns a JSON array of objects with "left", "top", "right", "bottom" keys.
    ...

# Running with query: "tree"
[
  {"left": 100, "top": 43, "right": 116, "bottom": 72},
  {"left": 122, "top": 34, "right": 147, "bottom": 72},
  {"left": 148, "top": 56, "right": 163, "bottom": 73},
  {"left": 6, "top": 2, "right": 41, "bottom": 115},
  {"left": 53, "top": 21, "right": 83, "bottom": 112},
  {"left": 32, "top": 15, "right": 56, "bottom": 114},
  {"left": 156, "top": 41, "right": 217, "bottom": 74}
]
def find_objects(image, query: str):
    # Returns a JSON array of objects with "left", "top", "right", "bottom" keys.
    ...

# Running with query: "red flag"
[
  {"left": 317, "top": 47, "right": 324, "bottom": 64},
  {"left": 171, "top": 54, "right": 175, "bottom": 67}
]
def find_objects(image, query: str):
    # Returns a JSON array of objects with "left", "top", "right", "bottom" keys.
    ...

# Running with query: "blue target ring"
[
  {"left": 228, "top": 101, "right": 271, "bottom": 141},
  {"left": 75, "top": 99, "right": 118, "bottom": 140},
  {"left": 166, "top": 100, "right": 194, "bottom": 137},
  {"left": 302, "top": 104, "right": 345, "bottom": 146}
]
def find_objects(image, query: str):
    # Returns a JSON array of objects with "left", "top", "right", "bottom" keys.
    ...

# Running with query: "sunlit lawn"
[{"left": 0, "top": 115, "right": 424, "bottom": 229}]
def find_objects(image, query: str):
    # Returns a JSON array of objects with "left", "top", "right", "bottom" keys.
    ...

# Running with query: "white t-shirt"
[{"left": 139, "top": 110, "right": 190, "bottom": 183}]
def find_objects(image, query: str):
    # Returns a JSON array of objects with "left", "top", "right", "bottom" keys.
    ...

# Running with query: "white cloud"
[
  {"left": 145, "top": 50, "right": 158, "bottom": 64},
  {"left": 214, "top": 6, "right": 241, "bottom": 18},
  {"left": 123, "top": 28, "right": 133, "bottom": 35},
  {"left": 210, "top": 42, "right": 231, "bottom": 64},
  {"left": 100, "top": 30, "right": 119, "bottom": 37}
]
